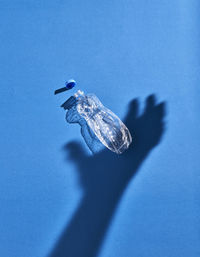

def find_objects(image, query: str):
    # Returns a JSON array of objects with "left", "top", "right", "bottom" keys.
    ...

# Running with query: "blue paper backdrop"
[{"left": 0, "top": 0, "right": 199, "bottom": 257}]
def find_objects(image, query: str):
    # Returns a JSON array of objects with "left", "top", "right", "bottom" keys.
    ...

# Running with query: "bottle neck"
[{"left": 74, "top": 90, "right": 84, "bottom": 99}]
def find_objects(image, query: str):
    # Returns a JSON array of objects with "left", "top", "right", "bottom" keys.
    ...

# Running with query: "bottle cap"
[
  {"left": 54, "top": 79, "right": 76, "bottom": 95},
  {"left": 65, "top": 79, "right": 76, "bottom": 89}
]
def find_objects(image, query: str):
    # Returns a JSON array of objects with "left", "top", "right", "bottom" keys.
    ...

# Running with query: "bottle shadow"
[{"left": 48, "top": 94, "right": 166, "bottom": 257}]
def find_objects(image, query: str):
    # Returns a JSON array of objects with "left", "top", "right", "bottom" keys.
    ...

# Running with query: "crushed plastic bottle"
[{"left": 61, "top": 90, "right": 132, "bottom": 154}]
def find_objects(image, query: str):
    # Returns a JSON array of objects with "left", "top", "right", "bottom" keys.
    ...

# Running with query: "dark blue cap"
[
  {"left": 65, "top": 79, "right": 76, "bottom": 89},
  {"left": 54, "top": 79, "right": 76, "bottom": 95}
]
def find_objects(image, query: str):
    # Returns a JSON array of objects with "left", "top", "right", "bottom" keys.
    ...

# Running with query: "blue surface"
[{"left": 0, "top": 1, "right": 200, "bottom": 257}]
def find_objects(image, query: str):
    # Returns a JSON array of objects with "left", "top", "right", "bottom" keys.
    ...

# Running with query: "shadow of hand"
[
  {"left": 65, "top": 94, "right": 165, "bottom": 190},
  {"left": 49, "top": 94, "right": 166, "bottom": 257}
]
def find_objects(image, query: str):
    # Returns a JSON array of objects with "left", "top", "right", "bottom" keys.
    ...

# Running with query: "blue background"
[{"left": 0, "top": 0, "right": 200, "bottom": 256}]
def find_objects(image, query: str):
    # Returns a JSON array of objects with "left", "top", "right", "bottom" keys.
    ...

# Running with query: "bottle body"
[{"left": 74, "top": 90, "right": 132, "bottom": 154}]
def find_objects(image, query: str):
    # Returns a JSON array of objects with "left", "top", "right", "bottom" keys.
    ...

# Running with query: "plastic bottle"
[{"left": 61, "top": 90, "right": 132, "bottom": 154}]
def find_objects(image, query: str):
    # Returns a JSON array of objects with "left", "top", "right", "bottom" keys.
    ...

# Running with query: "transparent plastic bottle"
[{"left": 62, "top": 90, "right": 132, "bottom": 154}]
